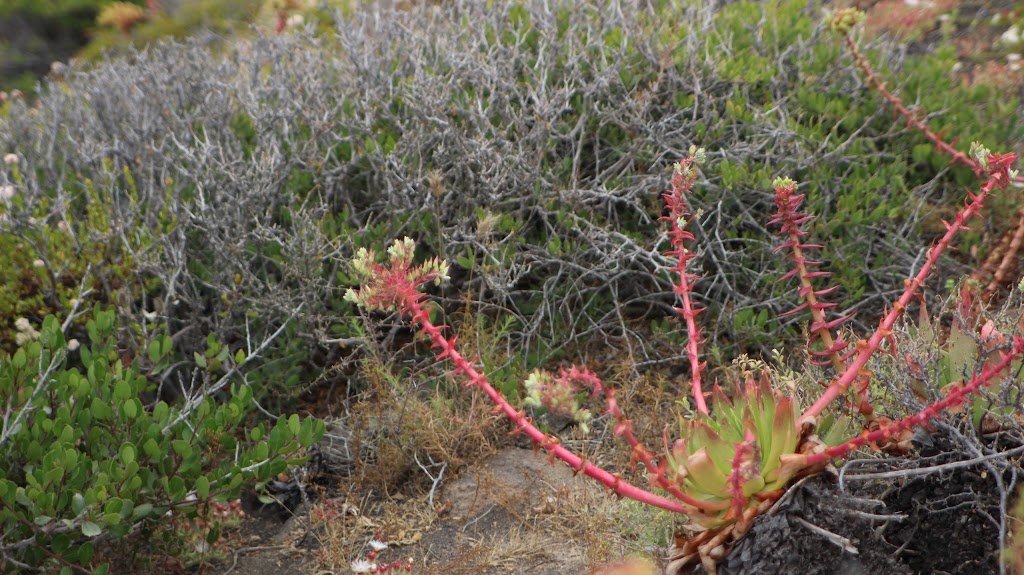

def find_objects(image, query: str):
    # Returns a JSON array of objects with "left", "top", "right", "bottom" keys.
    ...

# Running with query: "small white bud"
[{"left": 3, "top": 153, "right": 17, "bottom": 165}]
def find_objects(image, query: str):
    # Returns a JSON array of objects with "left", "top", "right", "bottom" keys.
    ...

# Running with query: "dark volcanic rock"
[{"left": 691, "top": 474, "right": 911, "bottom": 575}]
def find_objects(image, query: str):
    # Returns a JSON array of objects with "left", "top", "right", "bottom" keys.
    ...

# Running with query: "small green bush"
[{"left": 0, "top": 306, "right": 324, "bottom": 573}]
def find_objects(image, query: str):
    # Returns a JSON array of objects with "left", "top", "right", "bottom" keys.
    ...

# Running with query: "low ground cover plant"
[
  {"left": 346, "top": 9, "right": 1024, "bottom": 574},
  {"left": 0, "top": 305, "right": 324, "bottom": 573}
]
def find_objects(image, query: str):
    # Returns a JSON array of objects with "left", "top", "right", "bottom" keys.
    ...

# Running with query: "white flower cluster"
[{"left": 14, "top": 318, "right": 40, "bottom": 346}]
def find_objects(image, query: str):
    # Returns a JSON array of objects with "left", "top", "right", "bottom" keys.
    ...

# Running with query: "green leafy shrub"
[{"left": 0, "top": 306, "right": 324, "bottom": 573}]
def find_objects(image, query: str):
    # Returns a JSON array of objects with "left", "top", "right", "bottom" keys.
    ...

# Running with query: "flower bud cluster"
[{"left": 523, "top": 369, "right": 594, "bottom": 433}]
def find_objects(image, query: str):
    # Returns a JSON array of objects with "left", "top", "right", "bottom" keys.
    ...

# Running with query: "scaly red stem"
[
  {"left": 845, "top": 31, "right": 1024, "bottom": 303},
  {"left": 663, "top": 157, "right": 709, "bottom": 414},
  {"left": 597, "top": 383, "right": 697, "bottom": 505},
  {"left": 402, "top": 298, "right": 705, "bottom": 514},
  {"left": 770, "top": 179, "right": 852, "bottom": 373},
  {"left": 806, "top": 338, "right": 1023, "bottom": 466},
  {"left": 800, "top": 152, "right": 1017, "bottom": 424},
  {"left": 844, "top": 35, "right": 982, "bottom": 175},
  {"left": 726, "top": 430, "right": 757, "bottom": 521}
]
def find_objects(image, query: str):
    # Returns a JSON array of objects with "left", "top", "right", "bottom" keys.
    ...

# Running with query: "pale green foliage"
[
  {"left": 827, "top": 7, "right": 866, "bottom": 34},
  {"left": 0, "top": 307, "right": 324, "bottom": 572}
]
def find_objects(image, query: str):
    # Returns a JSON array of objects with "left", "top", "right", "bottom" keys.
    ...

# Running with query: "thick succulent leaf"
[
  {"left": 762, "top": 395, "right": 798, "bottom": 479},
  {"left": 692, "top": 421, "right": 735, "bottom": 477},
  {"left": 710, "top": 384, "right": 734, "bottom": 412},
  {"left": 818, "top": 413, "right": 855, "bottom": 447},
  {"left": 767, "top": 452, "right": 808, "bottom": 485},
  {"left": 672, "top": 374, "right": 809, "bottom": 530},
  {"left": 945, "top": 321, "right": 978, "bottom": 384},
  {"left": 684, "top": 447, "right": 729, "bottom": 496},
  {"left": 710, "top": 385, "right": 744, "bottom": 435},
  {"left": 747, "top": 402, "right": 775, "bottom": 472},
  {"left": 741, "top": 472, "right": 767, "bottom": 498}
]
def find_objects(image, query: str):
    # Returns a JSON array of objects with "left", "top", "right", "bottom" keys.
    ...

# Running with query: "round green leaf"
[
  {"left": 78, "top": 542, "right": 94, "bottom": 563},
  {"left": 131, "top": 503, "right": 154, "bottom": 520},
  {"left": 153, "top": 401, "right": 169, "bottom": 422},
  {"left": 143, "top": 437, "right": 161, "bottom": 458},
  {"left": 91, "top": 397, "right": 112, "bottom": 421},
  {"left": 52, "top": 533, "right": 71, "bottom": 553},
  {"left": 58, "top": 424, "right": 74, "bottom": 444},
  {"left": 81, "top": 521, "right": 102, "bottom": 537},
  {"left": 120, "top": 444, "right": 136, "bottom": 466},
  {"left": 72, "top": 493, "right": 86, "bottom": 514},
  {"left": 113, "top": 380, "right": 132, "bottom": 401},
  {"left": 195, "top": 475, "right": 210, "bottom": 499},
  {"left": 168, "top": 476, "right": 186, "bottom": 499},
  {"left": 171, "top": 439, "right": 192, "bottom": 458},
  {"left": 12, "top": 348, "right": 27, "bottom": 369}
]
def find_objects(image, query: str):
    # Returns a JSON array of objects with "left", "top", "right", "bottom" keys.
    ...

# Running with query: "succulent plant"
[
  {"left": 345, "top": 29, "right": 1024, "bottom": 571},
  {"left": 666, "top": 372, "right": 809, "bottom": 530}
]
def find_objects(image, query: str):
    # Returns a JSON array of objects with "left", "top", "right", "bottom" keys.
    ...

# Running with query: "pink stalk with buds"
[
  {"left": 345, "top": 239, "right": 695, "bottom": 514},
  {"left": 799, "top": 148, "right": 1018, "bottom": 424},
  {"left": 662, "top": 149, "right": 710, "bottom": 414}
]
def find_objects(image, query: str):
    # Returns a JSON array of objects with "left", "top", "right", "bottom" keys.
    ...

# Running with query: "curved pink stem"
[
  {"left": 807, "top": 340, "right": 1022, "bottom": 466},
  {"left": 403, "top": 299, "right": 703, "bottom": 514},
  {"left": 800, "top": 154, "right": 1016, "bottom": 424}
]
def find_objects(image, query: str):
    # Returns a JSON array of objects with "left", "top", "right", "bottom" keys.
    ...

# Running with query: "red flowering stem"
[
  {"left": 597, "top": 383, "right": 696, "bottom": 504},
  {"left": 800, "top": 153, "right": 1017, "bottom": 424},
  {"left": 770, "top": 179, "right": 851, "bottom": 373},
  {"left": 401, "top": 298, "right": 702, "bottom": 514},
  {"left": 662, "top": 157, "right": 709, "bottom": 415},
  {"left": 786, "top": 241, "right": 844, "bottom": 369},
  {"left": 807, "top": 339, "right": 1023, "bottom": 466},
  {"left": 844, "top": 36, "right": 982, "bottom": 175}
]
